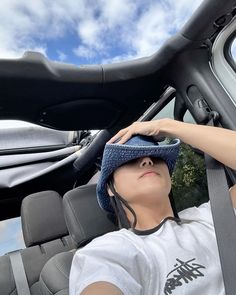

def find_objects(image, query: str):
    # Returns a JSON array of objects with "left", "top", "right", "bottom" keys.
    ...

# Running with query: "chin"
[{"left": 139, "top": 185, "right": 169, "bottom": 198}]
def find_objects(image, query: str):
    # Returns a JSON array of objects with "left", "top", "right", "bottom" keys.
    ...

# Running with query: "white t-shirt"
[{"left": 69, "top": 202, "right": 225, "bottom": 295}]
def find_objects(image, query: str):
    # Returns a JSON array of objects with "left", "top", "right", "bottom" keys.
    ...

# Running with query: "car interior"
[{"left": 1, "top": 0, "right": 236, "bottom": 294}]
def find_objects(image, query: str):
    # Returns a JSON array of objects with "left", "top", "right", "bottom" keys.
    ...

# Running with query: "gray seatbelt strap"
[
  {"left": 9, "top": 251, "right": 31, "bottom": 295},
  {"left": 205, "top": 115, "right": 236, "bottom": 295}
]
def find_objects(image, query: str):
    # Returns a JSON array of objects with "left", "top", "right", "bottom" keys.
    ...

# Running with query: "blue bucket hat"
[{"left": 96, "top": 135, "right": 181, "bottom": 213}]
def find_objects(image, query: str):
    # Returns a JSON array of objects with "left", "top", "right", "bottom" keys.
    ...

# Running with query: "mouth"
[{"left": 140, "top": 170, "right": 159, "bottom": 178}]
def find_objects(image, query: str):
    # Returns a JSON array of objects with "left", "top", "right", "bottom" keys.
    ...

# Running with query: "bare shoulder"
[{"left": 81, "top": 281, "right": 123, "bottom": 295}]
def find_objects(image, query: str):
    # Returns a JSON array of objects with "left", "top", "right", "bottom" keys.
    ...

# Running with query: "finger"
[
  {"left": 107, "top": 132, "right": 125, "bottom": 144},
  {"left": 107, "top": 128, "right": 129, "bottom": 144},
  {"left": 116, "top": 130, "right": 134, "bottom": 144}
]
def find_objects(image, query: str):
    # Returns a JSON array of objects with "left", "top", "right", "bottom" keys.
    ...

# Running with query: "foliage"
[{"left": 171, "top": 143, "right": 209, "bottom": 212}]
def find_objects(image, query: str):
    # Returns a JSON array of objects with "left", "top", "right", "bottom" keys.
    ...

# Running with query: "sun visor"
[{"left": 38, "top": 99, "right": 122, "bottom": 130}]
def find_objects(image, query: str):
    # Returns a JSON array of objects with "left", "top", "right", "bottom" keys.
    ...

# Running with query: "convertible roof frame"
[{"left": 0, "top": 0, "right": 235, "bottom": 131}]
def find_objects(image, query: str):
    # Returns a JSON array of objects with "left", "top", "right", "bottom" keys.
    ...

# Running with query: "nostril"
[
  {"left": 140, "top": 157, "right": 154, "bottom": 167},
  {"left": 148, "top": 159, "right": 154, "bottom": 165}
]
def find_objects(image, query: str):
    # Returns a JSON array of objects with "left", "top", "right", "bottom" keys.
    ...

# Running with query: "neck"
[{"left": 124, "top": 197, "right": 174, "bottom": 230}]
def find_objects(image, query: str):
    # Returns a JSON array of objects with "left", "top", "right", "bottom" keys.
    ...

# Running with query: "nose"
[{"left": 140, "top": 156, "right": 154, "bottom": 167}]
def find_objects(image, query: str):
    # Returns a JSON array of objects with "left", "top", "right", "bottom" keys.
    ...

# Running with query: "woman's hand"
[
  {"left": 108, "top": 118, "right": 175, "bottom": 144},
  {"left": 108, "top": 117, "right": 236, "bottom": 170}
]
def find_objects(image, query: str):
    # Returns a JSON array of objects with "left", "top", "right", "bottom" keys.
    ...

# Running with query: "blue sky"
[
  {"left": 0, "top": 0, "right": 203, "bottom": 64},
  {"left": 0, "top": 0, "right": 204, "bottom": 254},
  {"left": 0, "top": 218, "right": 25, "bottom": 255}
]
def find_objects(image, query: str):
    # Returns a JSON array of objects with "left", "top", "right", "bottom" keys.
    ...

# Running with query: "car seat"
[
  {"left": 0, "top": 191, "right": 76, "bottom": 295},
  {"left": 38, "top": 184, "right": 118, "bottom": 295}
]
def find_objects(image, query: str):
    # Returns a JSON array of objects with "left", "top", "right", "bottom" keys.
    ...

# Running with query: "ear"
[{"left": 107, "top": 184, "right": 114, "bottom": 197}]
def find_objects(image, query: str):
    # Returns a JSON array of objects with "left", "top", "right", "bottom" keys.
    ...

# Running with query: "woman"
[{"left": 70, "top": 118, "right": 236, "bottom": 295}]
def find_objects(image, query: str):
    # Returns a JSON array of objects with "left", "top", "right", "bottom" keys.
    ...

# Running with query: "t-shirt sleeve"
[
  {"left": 179, "top": 200, "right": 236, "bottom": 225},
  {"left": 69, "top": 233, "right": 145, "bottom": 295},
  {"left": 179, "top": 201, "right": 213, "bottom": 224}
]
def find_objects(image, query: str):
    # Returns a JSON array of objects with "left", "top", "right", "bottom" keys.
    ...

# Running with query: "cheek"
[
  {"left": 161, "top": 165, "right": 172, "bottom": 190},
  {"left": 113, "top": 168, "right": 137, "bottom": 198},
  {"left": 113, "top": 164, "right": 172, "bottom": 198}
]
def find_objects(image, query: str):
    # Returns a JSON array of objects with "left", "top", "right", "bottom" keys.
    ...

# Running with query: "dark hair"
[
  {"left": 107, "top": 176, "right": 179, "bottom": 230},
  {"left": 107, "top": 177, "right": 137, "bottom": 229}
]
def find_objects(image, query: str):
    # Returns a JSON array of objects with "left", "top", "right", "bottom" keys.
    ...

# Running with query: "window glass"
[
  {"left": 184, "top": 110, "right": 196, "bottom": 123},
  {"left": 152, "top": 97, "right": 208, "bottom": 211},
  {"left": 0, "top": 217, "right": 25, "bottom": 255},
  {"left": 152, "top": 97, "right": 175, "bottom": 120}
]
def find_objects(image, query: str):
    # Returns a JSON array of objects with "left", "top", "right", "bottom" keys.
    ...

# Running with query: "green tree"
[{"left": 171, "top": 143, "right": 209, "bottom": 212}]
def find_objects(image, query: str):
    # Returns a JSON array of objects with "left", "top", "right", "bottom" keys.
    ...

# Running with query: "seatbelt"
[
  {"left": 205, "top": 112, "right": 236, "bottom": 295},
  {"left": 9, "top": 250, "right": 31, "bottom": 295}
]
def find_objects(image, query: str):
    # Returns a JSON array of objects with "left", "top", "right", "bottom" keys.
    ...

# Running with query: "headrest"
[
  {"left": 21, "top": 191, "right": 68, "bottom": 247},
  {"left": 63, "top": 184, "right": 118, "bottom": 246}
]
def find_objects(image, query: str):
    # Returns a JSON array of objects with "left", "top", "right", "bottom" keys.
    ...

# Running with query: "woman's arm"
[
  {"left": 108, "top": 118, "right": 236, "bottom": 170},
  {"left": 81, "top": 282, "right": 123, "bottom": 295}
]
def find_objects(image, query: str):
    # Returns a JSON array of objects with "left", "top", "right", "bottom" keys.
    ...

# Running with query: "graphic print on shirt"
[{"left": 164, "top": 258, "right": 206, "bottom": 294}]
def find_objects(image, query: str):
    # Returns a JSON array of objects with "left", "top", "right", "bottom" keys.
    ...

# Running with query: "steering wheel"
[{"left": 73, "top": 129, "right": 111, "bottom": 175}]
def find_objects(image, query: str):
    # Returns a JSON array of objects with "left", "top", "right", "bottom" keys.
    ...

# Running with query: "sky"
[
  {"left": 0, "top": 218, "right": 25, "bottom": 255},
  {"left": 0, "top": 0, "right": 204, "bottom": 64},
  {"left": 0, "top": 0, "right": 205, "bottom": 255}
]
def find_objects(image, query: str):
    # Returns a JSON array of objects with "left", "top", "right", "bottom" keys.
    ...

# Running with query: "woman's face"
[{"left": 108, "top": 156, "right": 172, "bottom": 207}]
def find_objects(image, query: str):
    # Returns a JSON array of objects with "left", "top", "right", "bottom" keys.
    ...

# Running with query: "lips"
[{"left": 140, "top": 170, "right": 158, "bottom": 178}]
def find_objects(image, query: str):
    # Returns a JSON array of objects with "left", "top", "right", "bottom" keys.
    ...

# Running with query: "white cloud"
[
  {"left": 73, "top": 0, "right": 139, "bottom": 60},
  {"left": 0, "top": 0, "right": 87, "bottom": 59},
  {"left": 0, "top": 0, "right": 203, "bottom": 63},
  {"left": 132, "top": 3, "right": 171, "bottom": 57},
  {"left": 74, "top": 0, "right": 204, "bottom": 62},
  {"left": 73, "top": 45, "right": 96, "bottom": 59},
  {"left": 98, "top": 0, "right": 138, "bottom": 28},
  {"left": 76, "top": 18, "right": 105, "bottom": 52},
  {"left": 106, "top": 0, "right": 204, "bottom": 61}
]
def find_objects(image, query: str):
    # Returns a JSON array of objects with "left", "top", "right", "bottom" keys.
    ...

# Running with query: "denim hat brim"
[{"left": 96, "top": 136, "right": 181, "bottom": 213}]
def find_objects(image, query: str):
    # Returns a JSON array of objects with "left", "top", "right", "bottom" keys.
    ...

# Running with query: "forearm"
[
  {"left": 109, "top": 118, "right": 236, "bottom": 170},
  {"left": 161, "top": 119, "right": 236, "bottom": 170},
  {"left": 81, "top": 282, "right": 123, "bottom": 295}
]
